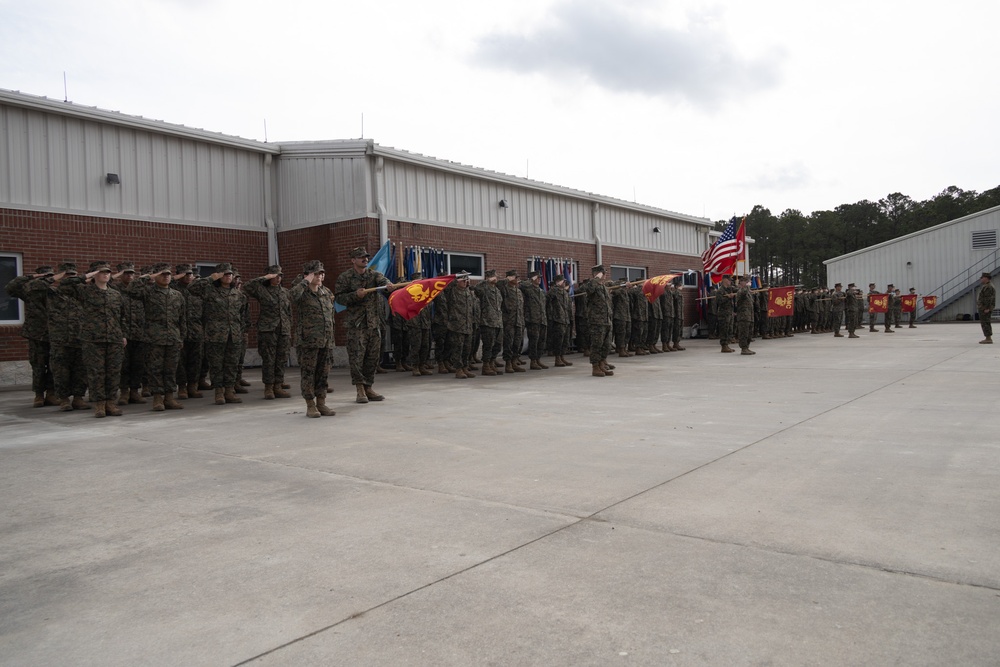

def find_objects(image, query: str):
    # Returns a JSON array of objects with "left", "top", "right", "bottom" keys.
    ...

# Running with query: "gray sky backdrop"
[{"left": 2, "top": 0, "right": 997, "bottom": 222}]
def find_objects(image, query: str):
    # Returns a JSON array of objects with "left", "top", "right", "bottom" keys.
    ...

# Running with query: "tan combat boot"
[
  {"left": 129, "top": 388, "right": 147, "bottom": 404},
  {"left": 455, "top": 368, "right": 469, "bottom": 379},
  {"left": 530, "top": 359, "right": 543, "bottom": 370},
  {"left": 721, "top": 344, "right": 734, "bottom": 353},
  {"left": 72, "top": 395, "right": 90, "bottom": 410},
  {"left": 152, "top": 394, "right": 165, "bottom": 411},
  {"left": 305, "top": 398, "right": 321, "bottom": 418},
  {"left": 214, "top": 387, "right": 226, "bottom": 405},
  {"left": 105, "top": 400, "right": 123, "bottom": 417},
  {"left": 592, "top": 363, "right": 606, "bottom": 377},
  {"left": 188, "top": 382, "right": 203, "bottom": 399},
  {"left": 273, "top": 383, "right": 291, "bottom": 398},
  {"left": 163, "top": 391, "right": 184, "bottom": 409},
  {"left": 58, "top": 397, "right": 73, "bottom": 412},
  {"left": 505, "top": 361, "right": 515, "bottom": 373},
  {"left": 356, "top": 384, "right": 369, "bottom": 404},
  {"left": 364, "top": 386, "right": 384, "bottom": 401},
  {"left": 224, "top": 387, "right": 242, "bottom": 403},
  {"left": 177, "top": 384, "right": 189, "bottom": 399},
  {"left": 117, "top": 384, "right": 130, "bottom": 406},
  {"left": 264, "top": 383, "right": 275, "bottom": 400},
  {"left": 315, "top": 392, "right": 335, "bottom": 416},
  {"left": 94, "top": 402, "right": 107, "bottom": 418},
  {"left": 33, "top": 392, "right": 45, "bottom": 408},
  {"left": 482, "top": 361, "right": 497, "bottom": 376},
  {"left": 561, "top": 356, "right": 573, "bottom": 366}
]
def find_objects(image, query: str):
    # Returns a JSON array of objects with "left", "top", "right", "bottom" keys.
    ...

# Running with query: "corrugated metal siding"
[
  {"left": 826, "top": 207, "right": 1000, "bottom": 317},
  {"left": 275, "top": 156, "right": 370, "bottom": 229},
  {"left": 0, "top": 104, "right": 265, "bottom": 228},
  {"left": 597, "top": 207, "right": 703, "bottom": 256}
]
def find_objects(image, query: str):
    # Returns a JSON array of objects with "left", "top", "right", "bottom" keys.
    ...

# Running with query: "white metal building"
[{"left": 824, "top": 204, "right": 1000, "bottom": 321}]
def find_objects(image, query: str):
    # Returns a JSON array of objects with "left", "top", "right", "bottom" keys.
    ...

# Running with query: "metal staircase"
[{"left": 919, "top": 247, "right": 1000, "bottom": 322}]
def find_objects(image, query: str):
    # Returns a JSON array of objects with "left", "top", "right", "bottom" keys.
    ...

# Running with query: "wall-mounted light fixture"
[
  {"left": 106, "top": 173, "right": 121, "bottom": 185},
  {"left": 652, "top": 226, "right": 661, "bottom": 233},
  {"left": 499, "top": 199, "right": 509, "bottom": 208}
]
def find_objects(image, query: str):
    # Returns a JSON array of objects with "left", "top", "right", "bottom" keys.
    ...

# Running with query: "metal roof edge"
[
  {"left": 824, "top": 203, "right": 1000, "bottom": 265},
  {"left": 367, "top": 143, "right": 713, "bottom": 227},
  {"left": 0, "top": 88, "right": 280, "bottom": 155}
]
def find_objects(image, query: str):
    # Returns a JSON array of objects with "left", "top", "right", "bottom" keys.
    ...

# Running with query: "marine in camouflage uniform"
[
  {"left": 498, "top": 269, "right": 526, "bottom": 372},
  {"left": 187, "top": 263, "right": 246, "bottom": 404},
  {"left": 405, "top": 272, "right": 435, "bottom": 376},
  {"left": 611, "top": 279, "right": 632, "bottom": 357},
  {"left": 111, "top": 262, "right": 146, "bottom": 405},
  {"left": 171, "top": 264, "right": 204, "bottom": 399},
  {"left": 574, "top": 288, "right": 590, "bottom": 356},
  {"left": 867, "top": 284, "right": 880, "bottom": 331},
  {"left": 883, "top": 284, "right": 896, "bottom": 333},
  {"left": 647, "top": 288, "right": 663, "bottom": 353},
  {"left": 715, "top": 276, "right": 736, "bottom": 353},
  {"left": 289, "top": 260, "right": 337, "bottom": 417},
  {"left": 830, "top": 283, "right": 846, "bottom": 337},
  {"left": 334, "top": 246, "right": 395, "bottom": 404},
  {"left": 671, "top": 283, "right": 686, "bottom": 350},
  {"left": 432, "top": 281, "right": 454, "bottom": 373},
  {"left": 907, "top": 288, "right": 918, "bottom": 328},
  {"left": 60, "top": 262, "right": 125, "bottom": 418},
  {"left": 579, "top": 264, "right": 614, "bottom": 377},
  {"left": 243, "top": 265, "right": 292, "bottom": 399},
  {"left": 445, "top": 272, "right": 477, "bottom": 378},
  {"left": 546, "top": 274, "right": 573, "bottom": 367},
  {"left": 5, "top": 266, "right": 55, "bottom": 406},
  {"left": 844, "top": 283, "right": 861, "bottom": 338},
  {"left": 474, "top": 269, "right": 504, "bottom": 376},
  {"left": 977, "top": 272, "right": 995, "bottom": 344},
  {"left": 627, "top": 283, "right": 648, "bottom": 355},
  {"left": 520, "top": 271, "right": 549, "bottom": 369},
  {"left": 659, "top": 287, "right": 674, "bottom": 352},
  {"left": 39, "top": 262, "right": 88, "bottom": 410},
  {"left": 127, "top": 263, "right": 187, "bottom": 410},
  {"left": 892, "top": 289, "right": 903, "bottom": 328},
  {"left": 735, "top": 276, "right": 756, "bottom": 355}
]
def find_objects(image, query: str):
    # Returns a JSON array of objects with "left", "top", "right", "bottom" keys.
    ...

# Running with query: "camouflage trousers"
[
  {"left": 237, "top": 333, "right": 248, "bottom": 383},
  {"left": 737, "top": 320, "right": 753, "bottom": 349},
  {"left": 27, "top": 339, "right": 52, "bottom": 394},
  {"left": 845, "top": 310, "right": 858, "bottom": 333},
  {"left": 176, "top": 340, "right": 203, "bottom": 388},
  {"left": 526, "top": 322, "right": 547, "bottom": 360},
  {"left": 205, "top": 336, "right": 241, "bottom": 388},
  {"left": 479, "top": 325, "right": 501, "bottom": 363},
  {"left": 672, "top": 314, "right": 683, "bottom": 344},
  {"left": 718, "top": 315, "right": 733, "bottom": 346},
  {"left": 120, "top": 339, "right": 145, "bottom": 390},
  {"left": 588, "top": 324, "right": 612, "bottom": 364},
  {"left": 662, "top": 317, "right": 674, "bottom": 345},
  {"left": 391, "top": 325, "right": 409, "bottom": 368},
  {"left": 146, "top": 343, "right": 181, "bottom": 395},
  {"left": 406, "top": 328, "right": 431, "bottom": 368},
  {"left": 347, "top": 327, "right": 381, "bottom": 386},
  {"left": 549, "top": 323, "right": 569, "bottom": 357},
  {"left": 258, "top": 331, "right": 291, "bottom": 384},
  {"left": 502, "top": 323, "right": 524, "bottom": 362},
  {"left": 432, "top": 322, "right": 450, "bottom": 362},
  {"left": 647, "top": 318, "right": 662, "bottom": 347},
  {"left": 981, "top": 312, "right": 993, "bottom": 338},
  {"left": 630, "top": 320, "right": 646, "bottom": 349},
  {"left": 297, "top": 346, "right": 330, "bottom": 400},
  {"left": 831, "top": 310, "right": 844, "bottom": 334},
  {"left": 82, "top": 340, "right": 124, "bottom": 401},
  {"left": 575, "top": 316, "right": 590, "bottom": 352},
  {"left": 612, "top": 319, "right": 630, "bottom": 350},
  {"left": 447, "top": 330, "right": 471, "bottom": 370},
  {"left": 50, "top": 343, "right": 86, "bottom": 399}
]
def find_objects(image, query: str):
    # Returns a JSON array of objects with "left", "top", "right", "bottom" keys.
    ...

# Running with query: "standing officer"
[
  {"left": 172, "top": 264, "right": 204, "bottom": 399},
  {"left": 446, "top": 272, "right": 476, "bottom": 378},
  {"left": 6, "top": 265, "right": 56, "bottom": 406},
  {"left": 883, "top": 284, "right": 896, "bottom": 333},
  {"left": 977, "top": 272, "right": 995, "bottom": 344},
  {"left": 670, "top": 281, "right": 686, "bottom": 351},
  {"left": 128, "top": 263, "right": 187, "bottom": 411},
  {"left": 474, "top": 269, "right": 504, "bottom": 375},
  {"left": 37, "top": 262, "right": 88, "bottom": 411},
  {"left": 289, "top": 260, "right": 336, "bottom": 417},
  {"left": 520, "top": 270, "right": 548, "bottom": 370},
  {"left": 498, "top": 269, "right": 526, "bottom": 373},
  {"left": 830, "top": 283, "right": 846, "bottom": 337},
  {"left": 628, "top": 281, "right": 648, "bottom": 355},
  {"left": 405, "top": 271, "right": 435, "bottom": 376},
  {"left": 907, "top": 288, "right": 919, "bottom": 328},
  {"left": 243, "top": 265, "right": 292, "bottom": 399},
  {"left": 546, "top": 275, "right": 573, "bottom": 367},
  {"left": 867, "top": 283, "right": 880, "bottom": 331},
  {"left": 188, "top": 263, "right": 245, "bottom": 405},
  {"left": 579, "top": 264, "right": 614, "bottom": 377},
  {"left": 735, "top": 275, "right": 756, "bottom": 355},
  {"left": 659, "top": 283, "right": 674, "bottom": 352},
  {"left": 844, "top": 283, "right": 861, "bottom": 338},
  {"left": 715, "top": 275, "right": 736, "bottom": 353},
  {"left": 111, "top": 262, "right": 146, "bottom": 406},
  {"left": 334, "top": 247, "right": 396, "bottom": 404},
  {"left": 611, "top": 278, "right": 632, "bottom": 357}
]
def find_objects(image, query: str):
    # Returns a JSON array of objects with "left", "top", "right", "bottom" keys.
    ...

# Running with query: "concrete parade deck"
[{"left": 1, "top": 322, "right": 997, "bottom": 666}]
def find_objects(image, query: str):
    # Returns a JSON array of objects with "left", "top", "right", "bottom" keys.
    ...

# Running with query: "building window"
[
  {"left": 610, "top": 265, "right": 646, "bottom": 282},
  {"left": 1, "top": 252, "right": 24, "bottom": 325},
  {"left": 972, "top": 230, "right": 998, "bottom": 250},
  {"left": 447, "top": 252, "right": 484, "bottom": 278},
  {"left": 670, "top": 270, "right": 698, "bottom": 287},
  {"left": 196, "top": 263, "right": 220, "bottom": 278}
]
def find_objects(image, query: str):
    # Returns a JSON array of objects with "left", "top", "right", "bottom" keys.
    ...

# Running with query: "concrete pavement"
[{"left": 1, "top": 322, "right": 998, "bottom": 665}]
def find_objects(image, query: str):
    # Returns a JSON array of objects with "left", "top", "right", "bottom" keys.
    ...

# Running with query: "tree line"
[{"left": 721, "top": 185, "right": 1000, "bottom": 286}]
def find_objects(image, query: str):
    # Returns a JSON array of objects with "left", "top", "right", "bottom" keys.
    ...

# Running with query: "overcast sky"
[{"left": 2, "top": 0, "right": 998, "bottom": 222}]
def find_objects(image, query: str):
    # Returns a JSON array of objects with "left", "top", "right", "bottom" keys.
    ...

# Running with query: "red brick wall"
[{"left": 1, "top": 207, "right": 268, "bottom": 362}]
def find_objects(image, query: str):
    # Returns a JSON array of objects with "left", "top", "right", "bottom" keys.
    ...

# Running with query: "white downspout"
[
  {"left": 375, "top": 154, "right": 388, "bottom": 245},
  {"left": 592, "top": 201, "right": 602, "bottom": 266}
]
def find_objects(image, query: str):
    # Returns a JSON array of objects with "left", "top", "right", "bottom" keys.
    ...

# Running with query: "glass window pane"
[
  {"left": 448, "top": 254, "right": 483, "bottom": 278},
  {"left": 0, "top": 254, "right": 22, "bottom": 324}
]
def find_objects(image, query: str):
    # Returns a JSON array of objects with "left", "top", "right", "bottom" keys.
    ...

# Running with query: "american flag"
[{"left": 702, "top": 216, "right": 745, "bottom": 276}]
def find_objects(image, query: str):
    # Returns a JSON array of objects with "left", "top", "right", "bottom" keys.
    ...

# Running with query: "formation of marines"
[{"left": 7, "top": 251, "right": 995, "bottom": 418}]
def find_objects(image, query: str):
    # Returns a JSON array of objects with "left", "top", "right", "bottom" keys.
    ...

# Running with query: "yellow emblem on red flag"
[
  {"left": 767, "top": 286, "right": 794, "bottom": 318},
  {"left": 389, "top": 275, "right": 455, "bottom": 320},
  {"left": 642, "top": 273, "right": 680, "bottom": 304},
  {"left": 922, "top": 296, "right": 937, "bottom": 310},
  {"left": 868, "top": 294, "right": 888, "bottom": 313},
  {"left": 901, "top": 295, "right": 917, "bottom": 313}
]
